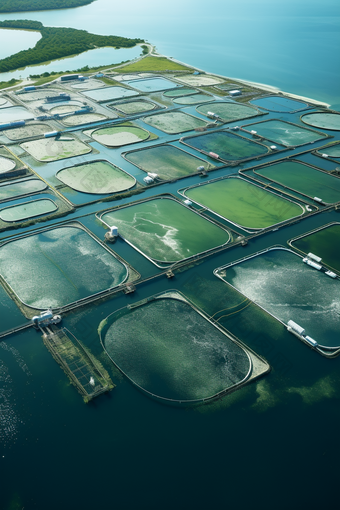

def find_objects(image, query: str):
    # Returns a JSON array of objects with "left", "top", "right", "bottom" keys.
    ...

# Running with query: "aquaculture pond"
[
  {"left": 0, "top": 106, "right": 33, "bottom": 123},
  {"left": 89, "top": 125, "right": 150, "bottom": 147},
  {"left": 174, "top": 74, "right": 224, "bottom": 86},
  {"left": 0, "top": 225, "right": 128, "bottom": 309},
  {"left": 183, "top": 177, "right": 304, "bottom": 230},
  {"left": 196, "top": 101, "right": 260, "bottom": 122},
  {"left": 82, "top": 86, "right": 139, "bottom": 102},
  {"left": 20, "top": 136, "right": 91, "bottom": 162},
  {"left": 173, "top": 94, "right": 213, "bottom": 105},
  {"left": 316, "top": 143, "right": 340, "bottom": 159},
  {"left": 61, "top": 113, "right": 108, "bottom": 126},
  {"left": 109, "top": 100, "right": 158, "bottom": 115},
  {"left": 99, "top": 197, "right": 230, "bottom": 265},
  {"left": 253, "top": 161, "right": 340, "bottom": 203},
  {"left": 215, "top": 248, "right": 340, "bottom": 349},
  {"left": 101, "top": 293, "right": 264, "bottom": 402},
  {"left": 250, "top": 96, "right": 308, "bottom": 112},
  {"left": 142, "top": 111, "right": 207, "bottom": 134},
  {"left": 124, "top": 144, "right": 215, "bottom": 180},
  {"left": 17, "top": 89, "right": 64, "bottom": 102},
  {"left": 0, "top": 179, "right": 46, "bottom": 202},
  {"left": 4, "top": 123, "right": 51, "bottom": 141},
  {"left": 0, "top": 156, "right": 15, "bottom": 173},
  {"left": 290, "top": 223, "right": 340, "bottom": 273},
  {"left": 0, "top": 198, "right": 57, "bottom": 222},
  {"left": 182, "top": 130, "right": 269, "bottom": 162},
  {"left": 301, "top": 112, "right": 340, "bottom": 131},
  {"left": 242, "top": 119, "right": 328, "bottom": 147},
  {"left": 126, "top": 77, "right": 179, "bottom": 92},
  {"left": 57, "top": 160, "right": 135, "bottom": 194},
  {"left": 163, "top": 87, "right": 198, "bottom": 98},
  {"left": 49, "top": 103, "right": 83, "bottom": 115}
]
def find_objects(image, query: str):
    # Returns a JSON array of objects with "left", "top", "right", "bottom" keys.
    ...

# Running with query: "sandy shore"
[
  {"left": 230, "top": 77, "right": 330, "bottom": 108},
  {"left": 162, "top": 53, "right": 331, "bottom": 108}
]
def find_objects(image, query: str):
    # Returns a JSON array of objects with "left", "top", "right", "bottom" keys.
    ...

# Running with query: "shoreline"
[
  {"left": 0, "top": 44, "right": 332, "bottom": 108},
  {"left": 164, "top": 53, "right": 331, "bottom": 108}
]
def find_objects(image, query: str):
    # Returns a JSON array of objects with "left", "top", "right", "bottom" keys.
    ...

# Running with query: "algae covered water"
[{"left": 101, "top": 197, "right": 230, "bottom": 264}]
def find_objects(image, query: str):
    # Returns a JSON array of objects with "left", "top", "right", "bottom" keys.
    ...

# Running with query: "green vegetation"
[
  {"left": 118, "top": 56, "right": 192, "bottom": 73},
  {"left": 0, "top": 0, "right": 95, "bottom": 12},
  {"left": 0, "top": 20, "right": 144, "bottom": 73},
  {"left": 0, "top": 78, "right": 20, "bottom": 89}
]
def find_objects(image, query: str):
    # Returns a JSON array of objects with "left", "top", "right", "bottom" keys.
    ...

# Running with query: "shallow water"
[
  {"left": 254, "top": 161, "right": 340, "bottom": 203},
  {"left": 101, "top": 197, "right": 230, "bottom": 263},
  {"left": 184, "top": 177, "right": 303, "bottom": 229}
]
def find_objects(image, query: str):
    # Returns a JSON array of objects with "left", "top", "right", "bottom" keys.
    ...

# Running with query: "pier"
[{"left": 41, "top": 325, "right": 114, "bottom": 403}]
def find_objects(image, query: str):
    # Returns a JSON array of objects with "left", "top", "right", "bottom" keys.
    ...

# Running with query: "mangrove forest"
[
  {"left": 0, "top": 0, "right": 95, "bottom": 12},
  {"left": 0, "top": 20, "right": 144, "bottom": 73}
]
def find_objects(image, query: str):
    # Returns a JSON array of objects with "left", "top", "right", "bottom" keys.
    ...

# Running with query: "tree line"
[
  {"left": 0, "top": 0, "right": 95, "bottom": 12},
  {"left": 0, "top": 21, "right": 144, "bottom": 73}
]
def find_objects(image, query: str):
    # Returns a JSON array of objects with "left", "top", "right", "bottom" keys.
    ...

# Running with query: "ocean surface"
[
  {"left": 0, "top": 0, "right": 339, "bottom": 107},
  {"left": 0, "top": 2, "right": 340, "bottom": 510}
]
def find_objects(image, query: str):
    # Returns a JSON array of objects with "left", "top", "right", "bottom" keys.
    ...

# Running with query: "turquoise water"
[
  {"left": 242, "top": 119, "right": 328, "bottom": 147},
  {"left": 0, "top": 106, "right": 32, "bottom": 123},
  {"left": 0, "top": 1, "right": 339, "bottom": 107},
  {"left": 126, "top": 77, "right": 179, "bottom": 92},
  {"left": 0, "top": 28, "right": 41, "bottom": 59},
  {"left": 0, "top": 179, "right": 46, "bottom": 201},
  {"left": 0, "top": 198, "right": 57, "bottom": 222},
  {"left": 82, "top": 86, "right": 139, "bottom": 102},
  {"left": 251, "top": 96, "right": 308, "bottom": 112}
]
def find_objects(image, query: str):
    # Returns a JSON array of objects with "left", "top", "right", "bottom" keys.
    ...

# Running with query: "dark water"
[{"left": 0, "top": 2, "right": 340, "bottom": 509}]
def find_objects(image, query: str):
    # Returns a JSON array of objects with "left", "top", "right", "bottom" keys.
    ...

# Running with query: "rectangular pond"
[
  {"left": 142, "top": 111, "right": 207, "bottom": 134},
  {"left": 241, "top": 119, "right": 329, "bottom": 147},
  {"left": 124, "top": 144, "right": 215, "bottom": 180},
  {"left": 290, "top": 223, "right": 340, "bottom": 273},
  {"left": 82, "top": 86, "right": 139, "bottom": 102},
  {"left": 98, "top": 197, "right": 230, "bottom": 267},
  {"left": 0, "top": 224, "right": 128, "bottom": 310},
  {"left": 0, "top": 178, "right": 47, "bottom": 202},
  {"left": 214, "top": 248, "right": 340, "bottom": 351},
  {"left": 125, "top": 77, "right": 179, "bottom": 92},
  {"left": 181, "top": 130, "right": 269, "bottom": 162},
  {"left": 252, "top": 160, "right": 340, "bottom": 204},
  {"left": 181, "top": 176, "right": 304, "bottom": 231},
  {"left": 250, "top": 96, "right": 309, "bottom": 112},
  {"left": 196, "top": 101, "right": 261, "bottom": 122}
]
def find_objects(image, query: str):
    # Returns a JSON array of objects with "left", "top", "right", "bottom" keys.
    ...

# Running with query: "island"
[
  {"left": 0, "top": 20, "right": 144, "bottom": 73},
  {"left": 0, "top": 0, "right": 95, "bottom": 12}
]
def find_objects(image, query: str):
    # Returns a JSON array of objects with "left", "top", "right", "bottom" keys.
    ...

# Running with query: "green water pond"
[
  {"left": 291, "top": 223, "right": 340, "bottom": 272},
  {"left": 124, "top": 144, "right": 215, "bottom": 180},
  {"left": 254, "top": 161, "right": 340, "bottom": 203},
  {"left": 184, "top": 177, "right": 304, "bottom": 230},
  {"left": 100, "top": 197, "right": 230, "bottom": 264}
]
